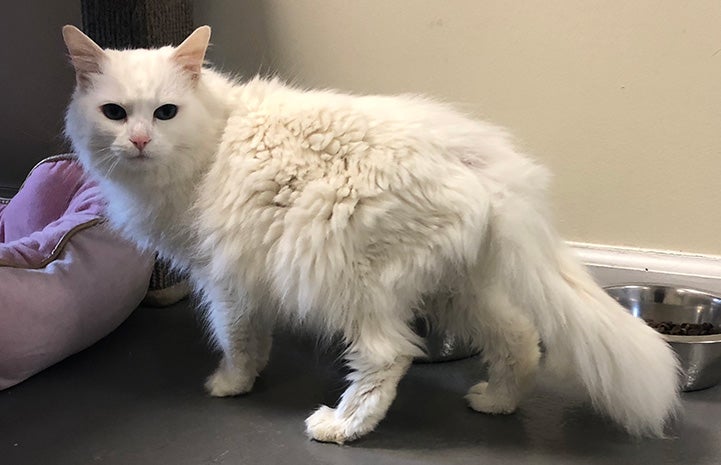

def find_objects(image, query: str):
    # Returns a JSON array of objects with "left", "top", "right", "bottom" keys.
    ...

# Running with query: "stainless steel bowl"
[
  {"left": 413, "top": 318, "right": 479, "bottom": 363},
  {"left": 605, "top": 284, "right": 721, "bottom": 391}
]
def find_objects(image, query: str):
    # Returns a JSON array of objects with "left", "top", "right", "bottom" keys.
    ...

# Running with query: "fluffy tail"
[{"left": 491, "top": 190, "right": 680, "bottom": 437}]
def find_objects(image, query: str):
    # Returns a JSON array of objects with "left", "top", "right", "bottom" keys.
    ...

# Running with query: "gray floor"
[{"left": 2, "top": 301, "right": 721, "bottom": 465}]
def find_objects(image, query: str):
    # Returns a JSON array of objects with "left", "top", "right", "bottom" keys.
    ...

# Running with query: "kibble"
[{"left": 644, "top": 319, "right": 721, "bottom": 336}]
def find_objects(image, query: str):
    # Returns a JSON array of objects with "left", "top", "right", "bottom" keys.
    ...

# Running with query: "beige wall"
[{"left": 197, "top": 1, "right": 721, "bottom": 255}]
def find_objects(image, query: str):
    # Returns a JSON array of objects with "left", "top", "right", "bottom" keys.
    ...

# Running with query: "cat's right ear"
[{"left": 62, "top": 25, "right": 106, "bottom": 88}]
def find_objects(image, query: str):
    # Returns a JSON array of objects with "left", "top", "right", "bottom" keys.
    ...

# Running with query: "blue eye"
[
  {"left": 101, "top": 104, "right": 126, "bottom": 120},
  {"left": 154, "top": 104, "right": 178, "bottom": 120}
]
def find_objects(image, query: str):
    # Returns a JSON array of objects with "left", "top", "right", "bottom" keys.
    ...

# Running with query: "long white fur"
[{"left": 63, "top": 25, "right": 680, "bottom": 443}]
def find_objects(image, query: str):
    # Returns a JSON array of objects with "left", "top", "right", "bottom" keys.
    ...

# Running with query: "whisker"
[
  {"left": 91, "top": 146, "right": 122, "bottom": 178},
  {"left": 104, "top": 156, "right": 122, "bottom": 178}
]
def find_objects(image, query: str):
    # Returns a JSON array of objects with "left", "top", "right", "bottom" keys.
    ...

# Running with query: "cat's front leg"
[
  {"left": 305, "top": 344, "right": 414, "bottom": 444},
  {"left": 248, "top": 311, "right": 274, "bottom": 374},
  {"left": 203, "top": 288, "right": 270, "bottom": 397}
]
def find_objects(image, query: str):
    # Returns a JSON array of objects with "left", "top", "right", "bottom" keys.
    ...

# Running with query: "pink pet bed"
[{"left": 0, "top": 155, "right": 154, "bottom": 389}]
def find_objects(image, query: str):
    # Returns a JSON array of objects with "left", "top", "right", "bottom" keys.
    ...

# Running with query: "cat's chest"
[{"left": 106, "top": 189, "right": 196, "bottom": 266}]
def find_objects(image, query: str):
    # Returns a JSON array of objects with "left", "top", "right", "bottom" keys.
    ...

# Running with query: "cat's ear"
[
  {"left": 62, "top": 25, "right": 106, "bottom": 88},
  {"left": 172, "top": 26, "right": 211, "bottom": 82}
]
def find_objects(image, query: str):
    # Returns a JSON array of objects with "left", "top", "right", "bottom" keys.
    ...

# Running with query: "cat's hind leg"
[
  {"left": 202, "top": 286, "right": 272, "bottom": 397},
  {"left": 457, "top": 283, "right": 541, "bottom": 414},
  {"left": 305, "top": 307, "right": 422, "bottom": 444}
]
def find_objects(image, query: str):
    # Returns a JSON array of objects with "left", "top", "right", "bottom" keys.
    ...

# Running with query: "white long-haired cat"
[{"left": 62, "top": 25, "right": 680, "bottom": 443}]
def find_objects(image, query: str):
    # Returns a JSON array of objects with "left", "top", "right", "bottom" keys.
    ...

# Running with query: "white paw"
[
  {"left": 305, "top": 406, "right": 354, "bottom": 444},
  {"left": 204, "top": 366, "right": 255, "bottom": 397},
  {"left": 465, "top": 382, "right": 518, "bottom": 414}
]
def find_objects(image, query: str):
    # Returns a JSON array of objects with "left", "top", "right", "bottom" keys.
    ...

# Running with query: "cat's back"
[
  {"left": 215, "top": 77, "right": 524, "bottom": 180},
  {"left": 201, "top": 76, "right": 542, "bottom": 219},
  {"left": 226, "top": 77, "right": 499, "bottom": 149}
]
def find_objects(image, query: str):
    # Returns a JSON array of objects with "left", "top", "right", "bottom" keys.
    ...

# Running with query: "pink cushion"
[
  {"left": 0, "top": 155, "right": 105, "bottom": 268},
  {"left": 0, "top": 155, "right": 153, "bottom": 389}
]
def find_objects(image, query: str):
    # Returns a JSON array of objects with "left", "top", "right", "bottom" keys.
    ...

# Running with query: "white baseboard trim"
[{"left": 569, "top": 242, "right": 721, "bottom": 295}]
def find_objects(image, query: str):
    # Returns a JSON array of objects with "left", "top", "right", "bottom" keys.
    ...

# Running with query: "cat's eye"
[
  {"left": 154, "top": 104, "right": 178, "bottom": 120},
  {"left": 100, "top": 103, "right": 127, "bottom": 121}
]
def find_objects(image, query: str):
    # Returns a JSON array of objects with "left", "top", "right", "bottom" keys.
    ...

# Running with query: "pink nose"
[{"left": 130, "top": 135, "right": 151, "bottom": 150}]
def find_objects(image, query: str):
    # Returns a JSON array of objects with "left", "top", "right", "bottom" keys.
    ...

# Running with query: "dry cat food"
[{"left": 644, "top": 320, "right": 721, "bottom": 336}]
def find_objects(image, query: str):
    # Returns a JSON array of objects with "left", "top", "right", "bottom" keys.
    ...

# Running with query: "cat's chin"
[{"left": 119, "top": 159, "right": 159, "bottom": 178}]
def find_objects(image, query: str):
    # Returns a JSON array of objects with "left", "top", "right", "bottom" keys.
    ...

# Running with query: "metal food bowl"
[
  {"left": 413, "top": 318, "right": 479, "bottom": 363},
  {"left": 605, "top": 284, "right": 721, "bottom": 391}
]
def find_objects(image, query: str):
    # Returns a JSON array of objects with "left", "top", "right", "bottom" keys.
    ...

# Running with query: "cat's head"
[{"left": 63, "top": 25, "right": 222, "bottom": 186}]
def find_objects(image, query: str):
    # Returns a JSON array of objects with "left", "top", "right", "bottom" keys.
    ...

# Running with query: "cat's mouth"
[
  {"left": 108, "top": 150, "right": 155, "bottom": 172},
  {"left": 122, "top": 149, "right": 153, "bottom": 163}
]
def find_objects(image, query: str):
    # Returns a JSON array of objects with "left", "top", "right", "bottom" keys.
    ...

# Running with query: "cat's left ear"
[
  {"left": 173, "top": 26, "right": 211, "bottom": 82},
  {"left": 62, "top": 25, "right": 106, "bottom": 88}
]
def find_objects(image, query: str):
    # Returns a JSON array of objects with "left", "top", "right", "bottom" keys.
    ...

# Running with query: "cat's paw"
[
  {"left": 305, "top": 406, "right": 355, "bottom": 445},
  {"left": 465, "top": 382, "right": 518, "bottom": 414},
  {"left": 204, "top": 366, "right": 255, "bottom": 397}
]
